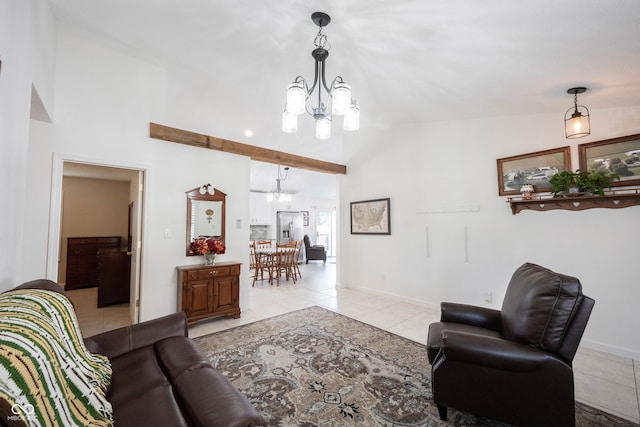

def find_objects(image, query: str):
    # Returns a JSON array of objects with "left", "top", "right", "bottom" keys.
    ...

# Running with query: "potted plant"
[{"left": 549, "top": 169, "right": 620, "bottom": 196}]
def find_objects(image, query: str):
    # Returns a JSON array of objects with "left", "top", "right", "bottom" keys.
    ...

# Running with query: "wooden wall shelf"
[{"left": 507, "top": 191, "right": 640, "bottom": 215}]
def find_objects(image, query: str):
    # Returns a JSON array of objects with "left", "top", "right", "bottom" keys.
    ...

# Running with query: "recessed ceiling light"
[{"left": 244, "top": 129, "right": 254, "bottom": 137}]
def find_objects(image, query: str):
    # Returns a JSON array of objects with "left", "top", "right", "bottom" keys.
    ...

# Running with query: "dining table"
[{"left": 252, "top": 245, "right": 296, "bottom": 286}]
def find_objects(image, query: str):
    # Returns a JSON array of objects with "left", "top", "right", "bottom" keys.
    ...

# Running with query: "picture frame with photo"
[
  {"left": 578, "top": 133, "right": 640, "bottom": 188},
  {"left": 496, "top": 146, "right": 571, "bottom": 196}
]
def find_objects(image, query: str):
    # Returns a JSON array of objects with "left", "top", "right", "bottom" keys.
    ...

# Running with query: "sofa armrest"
[
  {"left": 440, "top": 302, "right": 501, "bottom": 331},
  {"left": 439, "top": 330, "right": 564, "bottom": 372},
  {"left": 13, "top": 279, "right": 66, "bottom": 295},
  {"left": 84, "top": 312, "right": 188, "bottom": 359}
]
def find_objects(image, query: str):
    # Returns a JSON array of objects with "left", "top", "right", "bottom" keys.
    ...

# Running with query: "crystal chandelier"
[{"left": 282, "top": 12, "right": 360, "bottom": 140}]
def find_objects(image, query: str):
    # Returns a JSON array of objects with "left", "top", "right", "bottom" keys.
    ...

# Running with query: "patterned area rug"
[{"left": 194, "top": 306, "right": 635, "bottom": 426}]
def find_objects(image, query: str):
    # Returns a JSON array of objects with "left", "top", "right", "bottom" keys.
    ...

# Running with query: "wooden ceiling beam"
[{"left": 149, "top": 122, "right": 347, "bottom": 175}]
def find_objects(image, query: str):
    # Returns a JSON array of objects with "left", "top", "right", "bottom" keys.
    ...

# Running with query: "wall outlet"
[
  {"left": 483, "top": 291, "right": 493, "bottom": 303},
  {"left": 164, "top": 228, "right": 172, "bottom": 238}
]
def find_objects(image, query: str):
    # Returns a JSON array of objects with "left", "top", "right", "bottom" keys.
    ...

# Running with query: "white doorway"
[
  {"left": 316, "top": 207, "right": 336, "bottom": 258},
  {"left": 47, "top": 155, "right": 145, "bottom": 325}
]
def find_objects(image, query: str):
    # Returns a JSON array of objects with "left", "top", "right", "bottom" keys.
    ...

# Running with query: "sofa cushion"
[
  {"left": 156, "top": 337, "right": 213, "bottom": 381},
  {"left": 0, "top": 289, "right": 113, "bottom": 426},
  {"left": 111, "top": 382, "right": 190, "bottom": 427},
  {"left": 501, "top": 263, "right": 583, "bottom": 353},
  {"left": 107, "top": 346, "right": 170, "bottom": 407},
  {"left": 173, "top": 367, "right": 265, "bottom": 427}
]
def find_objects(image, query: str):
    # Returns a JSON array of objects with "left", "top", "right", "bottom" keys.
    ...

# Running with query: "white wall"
[
  {"left": 0, "top": 0, "right": 56, "bottom": 289},
  {"left": 340, "top": 107, "right": 640, "bottom": 359},
  {"left": 24, "top": 27, "right": 253, "bottom": 321}
]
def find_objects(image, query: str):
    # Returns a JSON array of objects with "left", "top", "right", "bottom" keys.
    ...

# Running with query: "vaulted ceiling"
[{"left": 49, "top": 0, "right": 640, "bottom": 199}]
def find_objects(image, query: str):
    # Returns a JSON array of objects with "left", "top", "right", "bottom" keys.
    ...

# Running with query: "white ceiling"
[{"left": 49, "top": 0, "right": 640, "bottom": 200}]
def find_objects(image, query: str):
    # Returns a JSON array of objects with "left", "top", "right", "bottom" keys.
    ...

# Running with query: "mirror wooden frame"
[{"left": 186, "top": 185, "right": 226, "bottom": 256}]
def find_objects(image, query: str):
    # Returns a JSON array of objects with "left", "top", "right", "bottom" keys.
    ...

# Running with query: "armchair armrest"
[
  {"left": 439, "top": 330, "right": 565, "bottom": 372},
  {"left": 84, "top": 312, "right": 188, "bottom": 359},
  {"left": 440, "top": 302, "right": 501, "bottom": 331}
]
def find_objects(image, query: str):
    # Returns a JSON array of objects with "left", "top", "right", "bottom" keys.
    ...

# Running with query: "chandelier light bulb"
[
  {"left": 572, "top": 115, "right": 583, "bottom": 133},
  {"left": 315, "top": 116, "right": 331, "bottom": 140},
  {"left": 282, "top": 109, "right": 298, "bottom": 133},
  {"left": 286, "top": 82, "right": 306, "bottom": 115},
  {"left": 343, "top": 102, "right": 360, "bottom": 131},
  {"left": 331, "top": 82, "right": 351, "bottom": 115}
]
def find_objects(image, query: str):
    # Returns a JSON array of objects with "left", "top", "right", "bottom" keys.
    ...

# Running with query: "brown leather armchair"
[
  {"left": 303, "top": 234, "right": 327, "bottom": 264},
  {"left": 427, "top": 263, "right": 595, "bottom": 427}
]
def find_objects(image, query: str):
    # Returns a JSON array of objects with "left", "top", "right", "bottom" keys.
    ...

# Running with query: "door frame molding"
[{"left": 48, "top": 153, "right": 150, "bottom": 323}]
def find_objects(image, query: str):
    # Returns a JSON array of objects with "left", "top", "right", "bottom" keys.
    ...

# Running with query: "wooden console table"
[
  {"left": 507, "top": 191, "right": 640, "bottom": 215},
  {"left": 176, "top": 261, "right": 241, "bottom": 324}
]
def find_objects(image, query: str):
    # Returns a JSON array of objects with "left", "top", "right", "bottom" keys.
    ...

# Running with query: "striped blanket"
[{"left": 0, "top": 289, "right": 113, "bottom": 426}]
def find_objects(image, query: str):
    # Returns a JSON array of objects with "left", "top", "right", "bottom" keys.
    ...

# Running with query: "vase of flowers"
[
  {"left": 190, "top": 237, "right": 226, "bottom": 266},
  {"left": 204, "top": 252, "right": 217, "bottom": 266}
]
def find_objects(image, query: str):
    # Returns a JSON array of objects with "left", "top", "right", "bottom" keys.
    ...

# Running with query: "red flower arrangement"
[{"left": 190, "top": 237, "right": 226, "bottom": 255}]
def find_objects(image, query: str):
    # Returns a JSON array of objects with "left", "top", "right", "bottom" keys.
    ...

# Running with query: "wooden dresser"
[
  {"left": 176, "top": 262, "right": 241, "bottom": 324},
  {"left": 66, "top": 236, "right": 121, "bottom": 290}
]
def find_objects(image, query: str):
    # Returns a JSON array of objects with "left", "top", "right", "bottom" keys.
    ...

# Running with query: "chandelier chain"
[{"left": 314, "top": 28, "right": 330, "bottom": 50}]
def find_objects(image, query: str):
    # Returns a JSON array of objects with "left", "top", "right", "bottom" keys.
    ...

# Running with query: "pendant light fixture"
[
  {"left": 565, "top": 87, "right": 590, "bottom": 139},
  {"left": 266, "top": 165, "right": 292, "bottom": 203},
  {"left": 282, "top": 12, "right": 360, "bottom": 139}
]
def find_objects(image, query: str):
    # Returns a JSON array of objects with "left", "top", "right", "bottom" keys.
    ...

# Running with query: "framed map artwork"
[{"left": 350, "top": 198, "right": 390, "bottom": 235}]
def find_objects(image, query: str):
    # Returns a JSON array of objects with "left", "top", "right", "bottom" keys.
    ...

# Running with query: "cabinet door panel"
[
  {"left": 186, "top": 280, "right": 213, "bottom": 317},
  {"left": 213, "top": 277, "right": 237, "bottom": 312}
]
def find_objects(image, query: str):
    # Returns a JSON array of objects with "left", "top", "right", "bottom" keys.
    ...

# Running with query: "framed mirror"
[{"left": 186, "top": 184, "right": 226, "bottom": 256}]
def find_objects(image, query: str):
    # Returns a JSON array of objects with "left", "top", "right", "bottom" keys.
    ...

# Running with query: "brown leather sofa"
[
  {"left": 4, "top": 279, "right": 265, "bottom": 427},
  {"left": 427, "top": 263, "right": 595, "bottom": 427}
]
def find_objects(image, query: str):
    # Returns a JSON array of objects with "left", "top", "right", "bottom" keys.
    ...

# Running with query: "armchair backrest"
[
  {"left": 501, "top": 263, "right": 588, "bottom": 360},
  {"left": 303, "top": 235, "right": 311, "bottom": 248}
]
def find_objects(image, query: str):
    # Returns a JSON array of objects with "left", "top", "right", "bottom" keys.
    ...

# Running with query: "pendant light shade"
[
  {"left": 343, "top": 102, "right": 360, "bottom": 131},
  {"left": 282, "top": 110, "right": 298, "bottom": 133},
  {"left": 565, "top": 87, "right": 591, "bottom": 139},
  {"left": 286, "top": 82, "right": 306, "bottom": 115},
  {"left": 331, "top": 82, "right": 351, "bottom": 115},
  {"left": 315, "top": 116, "right": 332, "bottom": 140}
]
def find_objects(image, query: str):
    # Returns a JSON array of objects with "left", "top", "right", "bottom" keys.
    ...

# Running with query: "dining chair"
[
  {"left": 273, "top": 247, "right": 296, "bottom": 286},
  {"left": 249, "top": 242, "right": 256, "bottom": 271},
  {"left": 292, "top": 240, "right": 303, "bottom": 280},
  {"left": 252, "top": 250, "right": 275, "bottom": 287},
  {"left": 252, "top": 240, "right": 275, "bottom": 286},
  {"left": 255, "top": 240, "right": 272, "bottom": 250}
]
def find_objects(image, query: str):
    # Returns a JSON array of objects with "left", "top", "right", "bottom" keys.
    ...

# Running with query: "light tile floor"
[{"left": 69, "top": 261, "right": 640, "bottom": 424}]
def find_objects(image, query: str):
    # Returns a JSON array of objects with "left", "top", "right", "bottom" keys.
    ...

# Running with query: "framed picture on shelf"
[
  {"left": 302, "top": 211, "right": 309, "bottom": 226},
  {"left": 578, "top": 133, "right": 640, "bottom": 188},
  {"left": 350, "top": 198, "right": 390, "bottom": 235},
  {"left": 496, "top": 146, "right": 571, "bottom": 196}
]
